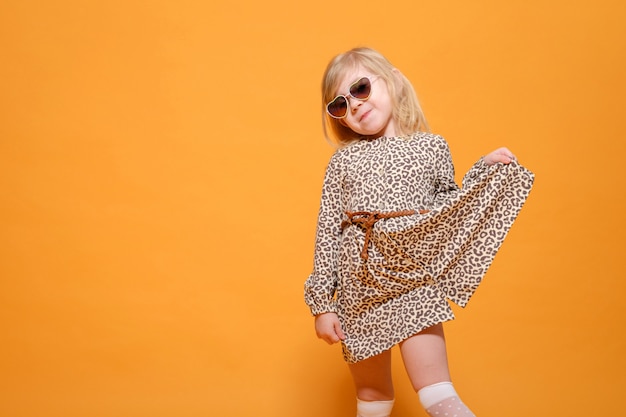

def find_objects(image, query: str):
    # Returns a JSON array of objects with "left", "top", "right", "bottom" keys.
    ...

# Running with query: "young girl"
[{"left": 304, "top": 47, "right": 534, "bottom": 417}]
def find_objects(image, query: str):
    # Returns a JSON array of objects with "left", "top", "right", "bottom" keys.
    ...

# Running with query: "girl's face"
[{"left": 333, "top": 66, "right": 397, "bottom": 138}]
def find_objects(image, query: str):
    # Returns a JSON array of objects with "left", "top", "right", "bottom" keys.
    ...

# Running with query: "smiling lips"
[{"left": 359, "top": 109, "right": 371, "bottom": 122}]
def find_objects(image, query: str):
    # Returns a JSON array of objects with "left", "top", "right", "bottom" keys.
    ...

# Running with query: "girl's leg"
[
  {"left": 348, "top": 349, "right": 395, "bottom": 417},
  {"left": 400, "top": 323, "right": 476, "bottom": 416},
  {"left": 399, "top": 323, "right": 451, "bottom": 391}
]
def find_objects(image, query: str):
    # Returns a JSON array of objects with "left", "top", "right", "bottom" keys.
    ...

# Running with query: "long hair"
[{"left": 321, "top": 47, "right": 430, "bottom": 147}]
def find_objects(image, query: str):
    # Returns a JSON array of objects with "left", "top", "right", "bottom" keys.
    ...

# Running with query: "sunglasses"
[{"left": 326, "top": 76, "right": 377, "bottom": 119}]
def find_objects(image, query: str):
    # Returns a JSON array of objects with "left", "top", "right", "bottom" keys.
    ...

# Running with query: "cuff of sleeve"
[
  {"left": 462, "top": 156, "right": 490, "bottom": 186},
  {"left": 475, "top": 156, "right": 490, "bottom": 170},
  {"left": 308, "top": 300, "right": 338, "bottom": 316}
]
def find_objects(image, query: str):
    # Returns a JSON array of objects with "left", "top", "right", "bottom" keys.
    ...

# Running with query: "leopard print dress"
[{"left": 304, "top": 132, "right": 534, "bottom": 363}]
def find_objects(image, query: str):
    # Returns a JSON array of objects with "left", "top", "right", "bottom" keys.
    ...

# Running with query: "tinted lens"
[
  {"left": 349, "top": 77, "right": 371, "bottom": 99},
  {"left": 327, "top": 95, "right": 348, "bottom": 118}
]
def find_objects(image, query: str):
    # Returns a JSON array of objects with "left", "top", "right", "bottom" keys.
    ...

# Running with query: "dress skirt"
[{"left": 335, "top": 160, "right": 534, "bottom": 363}]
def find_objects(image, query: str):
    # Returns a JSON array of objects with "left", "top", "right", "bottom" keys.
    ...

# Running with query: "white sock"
[
  {"left": 356, "top": 398, "right": 395, "bottom": 417},
  {"left": 418, "top": 382, "right": 475, "bottom": 416}
]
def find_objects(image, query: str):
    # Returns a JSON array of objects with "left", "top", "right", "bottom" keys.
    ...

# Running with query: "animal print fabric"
[{"left": 304, "top": 133, "right": 534, "bottom": 363}]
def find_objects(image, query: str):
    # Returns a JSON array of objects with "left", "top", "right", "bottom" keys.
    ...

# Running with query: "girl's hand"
[
  {"left": 314, "top": 312, "right": 346, "bottom": 345},
  {"left": 483, "top": 147, "right": 516, "bottom": 166}
]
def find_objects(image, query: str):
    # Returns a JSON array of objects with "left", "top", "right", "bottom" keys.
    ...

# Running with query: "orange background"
[{"left": 1, "top": 1, "right": 624, "bottom": 416}]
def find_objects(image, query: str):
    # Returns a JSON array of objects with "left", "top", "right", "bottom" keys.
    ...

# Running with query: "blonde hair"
[{"left": 321, "top": 47, "right": 430, "bottom": 147}]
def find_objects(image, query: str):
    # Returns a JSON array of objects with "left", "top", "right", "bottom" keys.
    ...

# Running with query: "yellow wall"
[{"left": 1, "top": 1, "right": 624, "bottom": 416}]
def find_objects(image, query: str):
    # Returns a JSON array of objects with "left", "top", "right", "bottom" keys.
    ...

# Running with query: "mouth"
[{"left": 359, "top": 110, "right": 371, "bottom": 122}]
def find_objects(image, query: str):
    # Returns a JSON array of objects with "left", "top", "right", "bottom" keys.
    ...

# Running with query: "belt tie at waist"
[{"left": 341, "top": 209, "right": 430, "bottom": 261}]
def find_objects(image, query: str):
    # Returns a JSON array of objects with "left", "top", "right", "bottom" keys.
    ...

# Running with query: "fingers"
[
  {"left": 324, "top": 333, "right": 340, "bottom": 345},
  {"left": 484, "top": 147, "right": 517, "bottom": 166},
  {"left": 321, "top": 322, "right": 346, "bottom": 345},
  {"left": 315, "top": 313, "right": 346, "bottom": 345},
  {"left": 320, "top": 328, "right": 341, "bottom": 345},
  {"left": 495, "top": 154, "right": 514, "bottom": 164},
  {"left": 499, "top": 147, "right": 516, "bottom": 162},
  {"left": 334, "top": 321, "right": 347, "bottom": 342},
  {"left": 316, "top": 326, "right": 337, "bottom": 344}
]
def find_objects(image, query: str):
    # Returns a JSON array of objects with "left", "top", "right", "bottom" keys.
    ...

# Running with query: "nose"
[{"left": 347, "top": 96, "right": 362, "bottom": 114}]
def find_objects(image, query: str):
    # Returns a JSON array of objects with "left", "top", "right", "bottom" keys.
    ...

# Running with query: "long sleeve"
[
  {"left": 304, "top": 152, "right": 346, "bottom": 316},
  {"left": 432, "top": 136, "right": 489, "bottom": 207}
]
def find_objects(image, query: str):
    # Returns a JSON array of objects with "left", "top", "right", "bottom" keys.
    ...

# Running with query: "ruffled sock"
[
  {"left": 356, "top": 398, "right": 395, "bottom": 417},
  {"left": 418, "top": 382, "right": 476, "bottom": 417}
]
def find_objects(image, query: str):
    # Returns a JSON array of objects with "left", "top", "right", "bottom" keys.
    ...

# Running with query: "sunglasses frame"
[{"left": 326, "top": 76, "right": 377, "bottom": 119}]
